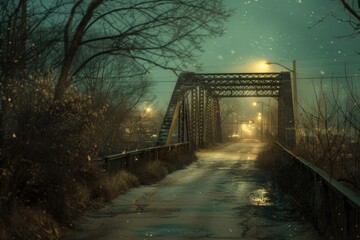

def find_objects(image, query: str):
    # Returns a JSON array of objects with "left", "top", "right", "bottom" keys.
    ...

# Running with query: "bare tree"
[
  {"left": 120, "top": 106, "right": 163, "bottom": 151},
  {"left": 337, "top": 77, "right": 360, "bottom": 189},
  {"left": 334, "top": 0, "right": 360, "bottom": 38},
  {"left": 298, "top": 78, "right": 360, "bottom": 191},
  {"left": 309, "top": 1, "right": 359, "bottom": 39},
  {"left": 0, "top": 1, "right": 230, "bottom": 236},
  {"left": 76, "top": 53, "right": 155, "bottom": 152},
  {"left": 299, "top": 80, "right": 347, "bottom": 176},
  {"left": 0, "top": 0, "right": 28, "bottom": 148},
  {"left": 339, "top": 0, "right": 360, "bottom": 22},
  {"left": 0, "top": 0, "right": 66, "bottom": 147},
  {"left": 0, "top": 0, "right": 230, "bottom": 148},
  {"left": 220, "top": 99, "right": 241, "bottom": 124},
  {"left": 53, "top": 0, "right": 231, "bottom": 100}
]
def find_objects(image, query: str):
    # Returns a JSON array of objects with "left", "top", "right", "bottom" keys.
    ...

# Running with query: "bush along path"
[{"left": 0, "top": 148, "right": 196, "bottom": 239}]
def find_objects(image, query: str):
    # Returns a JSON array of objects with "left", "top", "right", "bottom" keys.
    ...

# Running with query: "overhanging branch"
[{"left": 340, "top": 0, "right": 360, "bottom": 22}]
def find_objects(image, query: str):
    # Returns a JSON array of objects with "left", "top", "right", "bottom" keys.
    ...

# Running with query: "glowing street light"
[
  {"left": 244, "top": 60, "right": 270, "bottom": 72},
  {"left": 259, "top": 61, "right": 269, "bottom": 71}
]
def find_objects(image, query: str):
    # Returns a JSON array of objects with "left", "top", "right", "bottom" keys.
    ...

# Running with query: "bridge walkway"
[{"left": 63, "top": 141, "right": 322, "bottom": 239}]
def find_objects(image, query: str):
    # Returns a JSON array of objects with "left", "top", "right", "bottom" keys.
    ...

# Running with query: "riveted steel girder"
[{"left": 157, "top": 71, "right": 295, "bottom": 148}]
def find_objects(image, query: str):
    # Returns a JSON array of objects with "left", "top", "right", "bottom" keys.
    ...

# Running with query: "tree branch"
[{"left": 340, "top": 0, "right": 360, "bottom": 22}]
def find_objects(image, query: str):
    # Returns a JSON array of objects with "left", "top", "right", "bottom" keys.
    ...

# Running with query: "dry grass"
[
  {"left": 93, "top": 171, "right": 139, "bottom": 203},
  {"left": 136, "top": 160, "right": 170, "bottom": 184},
  {"left": 0, "top": 149, "right": 196, "bottom": 239},
  {"left": 135, "top": 151, "right": 197, "bottom": 185},
  {"left": 10, "top": 206, "right": 62, "bottom": 240}
]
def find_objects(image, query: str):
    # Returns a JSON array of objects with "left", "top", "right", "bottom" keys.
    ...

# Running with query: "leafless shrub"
[
  {"left": 134, "top": 150, "right": 197, "bottom": 185},
  {"left": 93, "top": 170, "right": 139, "bottom": 203},
  {"left": 7, "top": 204, "right": 62, "bottom": 240},
  {"left": 0, "top": 75, "right": 121, "bottom": 238},
  {"left": 296, "top": 78, "right": 360, "bottom": 191},
  {"left": 0, "top": 1, "right": 229, "bottom": 238},
  {"left": 136, "top": 160, "right": 170, "bottom": 185}
]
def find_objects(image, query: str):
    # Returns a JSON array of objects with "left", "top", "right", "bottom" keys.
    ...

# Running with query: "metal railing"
[
  {"left": 93, "top": 143, "right": 190, "bottom": 173},
  {"left": 276, "top": 142, "right": 360, "bottom": 239}
]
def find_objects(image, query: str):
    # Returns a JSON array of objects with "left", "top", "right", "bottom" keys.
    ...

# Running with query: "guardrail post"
[
  {"left": 104, "top": 157, "right": 109, "bottom": 171},
  {"left": 125, "top": 155, "right": 129, "bottom": 169}
]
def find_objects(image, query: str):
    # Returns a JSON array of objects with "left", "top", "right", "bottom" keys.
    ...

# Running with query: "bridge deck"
[{"left": 63, "top": 141, "right": 321, "bottom": 239}]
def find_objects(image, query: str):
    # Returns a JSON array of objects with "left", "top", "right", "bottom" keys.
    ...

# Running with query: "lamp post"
[
  {"left": 266, "top": 60, "right": 298, "bottom": 143},
  {"left": 253, "top": 101, "right": 270, "bottom": 140}
]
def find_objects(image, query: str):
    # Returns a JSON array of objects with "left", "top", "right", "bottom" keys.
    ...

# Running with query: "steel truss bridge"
[{"left": 156, "top": 72, "right": 295, "bottom": 148}]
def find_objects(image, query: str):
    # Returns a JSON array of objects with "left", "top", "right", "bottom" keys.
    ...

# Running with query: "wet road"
[{"left": 63, "top": 141, "right": 322, "bottom": 240}]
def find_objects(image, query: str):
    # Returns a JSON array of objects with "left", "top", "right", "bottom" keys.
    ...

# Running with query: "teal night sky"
[{"left": 150, "top": 0, "right": 360, "bottom": 110}]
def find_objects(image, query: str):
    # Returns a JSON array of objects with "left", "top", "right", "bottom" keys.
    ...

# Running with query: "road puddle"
[
  {"left": 249, "top": 188, "right": 273, "bottom": 206},
  {"left": 137, "top": 224, "right": 209, "bottom": 238}
]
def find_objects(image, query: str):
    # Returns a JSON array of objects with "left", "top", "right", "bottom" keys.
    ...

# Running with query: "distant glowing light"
[
  {"left": 259, "top": 63, "right": 267, "bottom": 70},
  {"left": 258, "top": 60, "right": 270, "bottom": 72},
  {"left": 232, "top": 59, "right": 271, "bottom": 72}
]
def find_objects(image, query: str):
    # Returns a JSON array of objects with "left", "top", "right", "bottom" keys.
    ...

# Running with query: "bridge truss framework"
[{"left": 156, "top": 72, "right": 295, "bottom": 148}]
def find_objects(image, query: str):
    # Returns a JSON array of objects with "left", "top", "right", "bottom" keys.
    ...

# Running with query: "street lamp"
[
  {"left": 266, "top": 61, "right": 294, "bottom": 72},
  {"left": 253, "top": 101, "right": 270, "bottom": 140},
  {"left": 145, "top": 107, "right": 152, "bottom": 113},
  {"left": 266, "top": 60, "right": 298, "bottom": 141}
]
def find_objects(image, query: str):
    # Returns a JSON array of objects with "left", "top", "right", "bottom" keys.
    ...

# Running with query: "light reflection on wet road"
[{"left": 63, "top": 140, "right": 322, "bottom": 240}]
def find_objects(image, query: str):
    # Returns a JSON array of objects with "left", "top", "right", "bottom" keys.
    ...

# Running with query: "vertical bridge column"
[
  {"left": 178, "top": 98, "right": 188, "bottom": 143},
  {"left": 199, "top": 88, "right": 205, "bottom": 147},
  {"left": 205, "top": 95, "right": 213, "bottom": 144},
  {"left": 190, "top": 87, "right": 199, "bottom": 149},
  {"left": 188, "top": 87, "right": 221, "bottom": 148},
  {"left": 278, "top": 72, "right": 295, "bottom": 147},
  {"left": 214, "top": 98, "right": 222, "bottom": 143}
]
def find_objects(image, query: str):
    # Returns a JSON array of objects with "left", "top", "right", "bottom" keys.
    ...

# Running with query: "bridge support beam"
[
  {"left": 157, "top": 71, "right": 294, "bottom": 149},
  {"left": 214, "top": 98, "right": 222, "bottom": 143},
  {"left": 178, "top": 98, "right": 189, "bottom": 143},
  {"left": 199, "top": 88, "right": 205, "bottom": 147},
  {"left": 190, "top": 88, "right": 199, "bottom": 149},
  {"left": 188, "top": 87, "right": 221, "bottom": 149},
  {"left": 205, "top": 94, "right": 215, "bottom": 144},
  {"left": 278, "top": 72, "right": 295, "bottom": 148}
]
